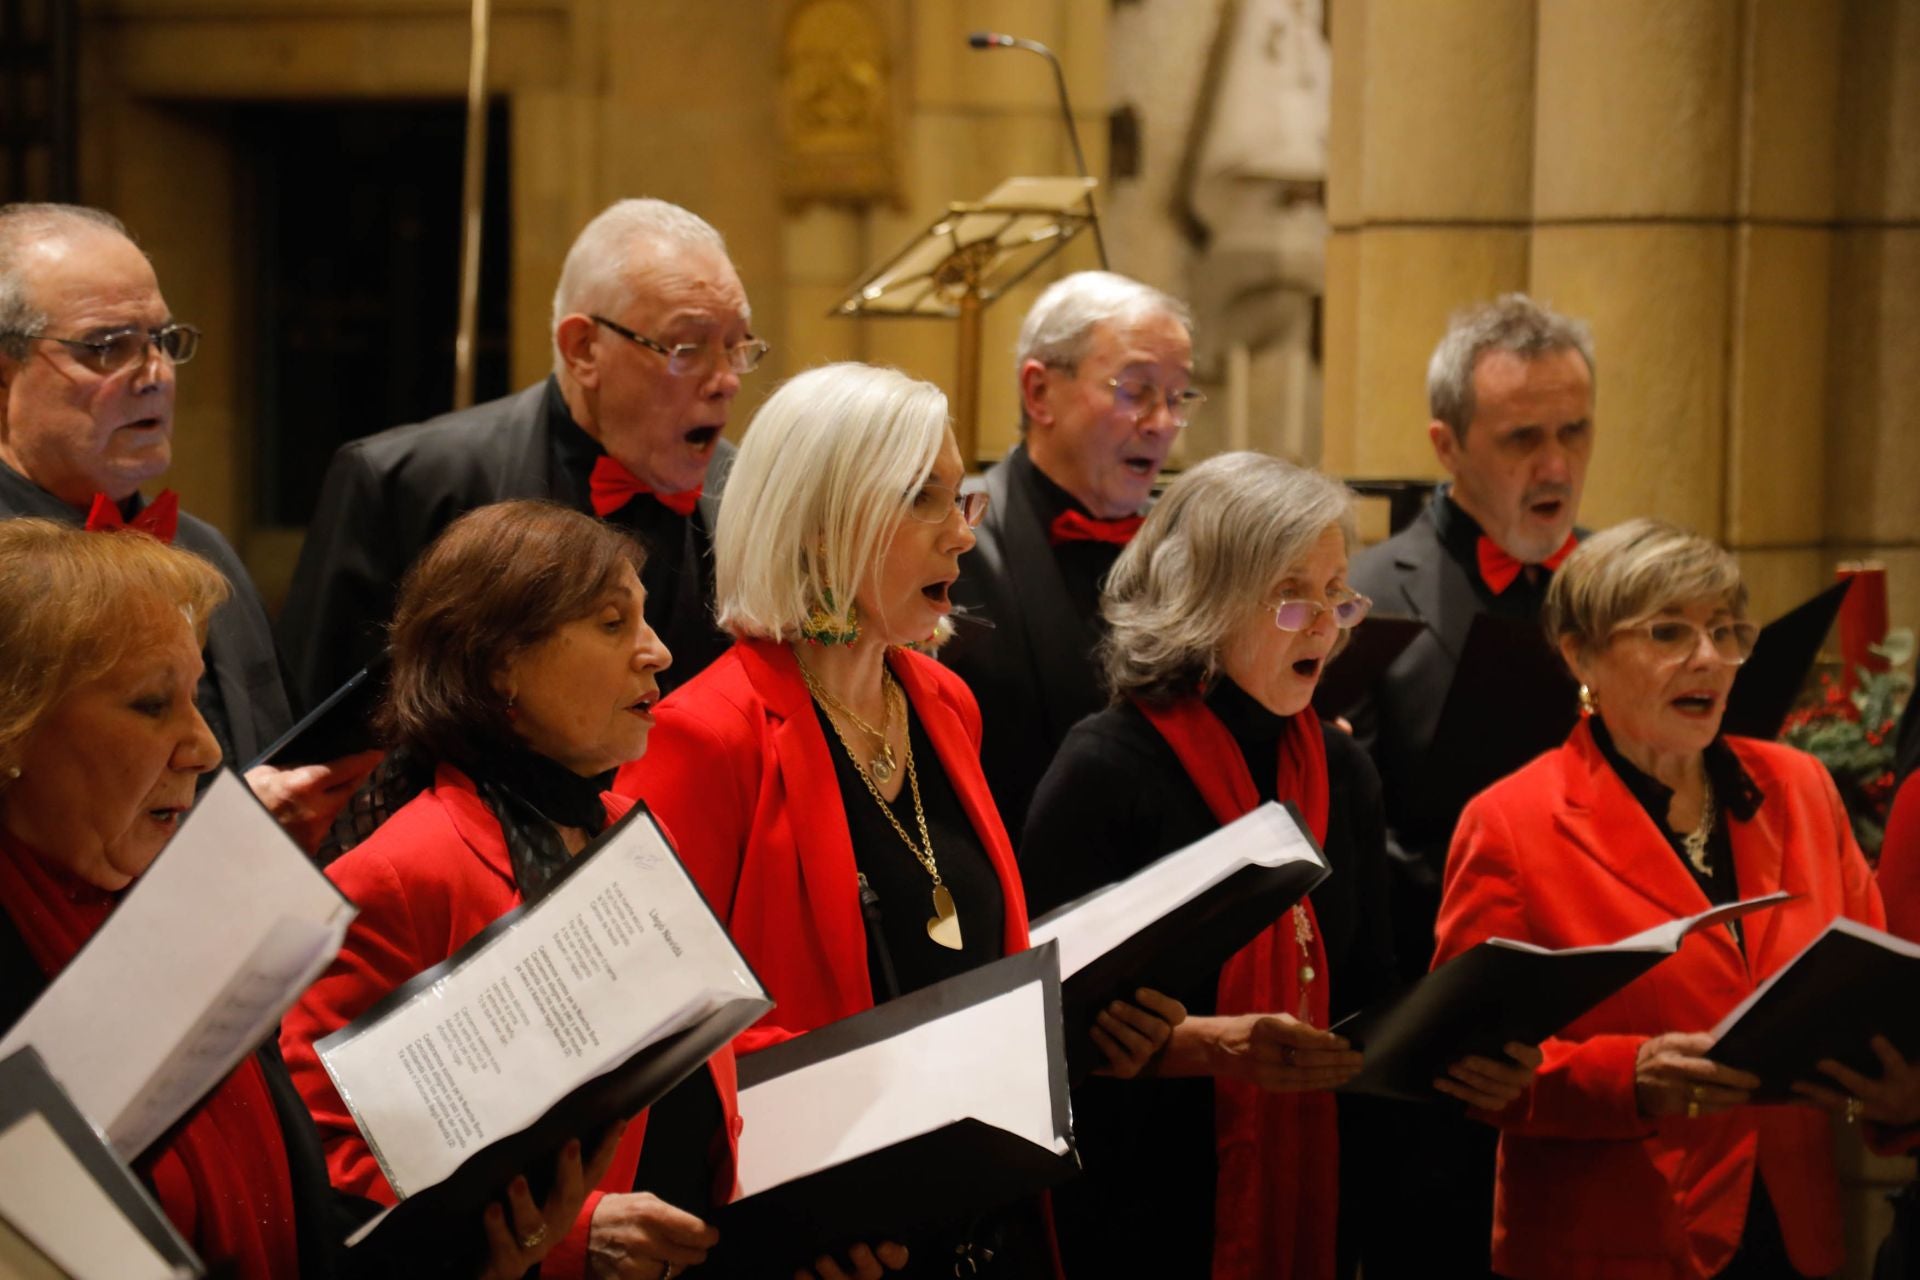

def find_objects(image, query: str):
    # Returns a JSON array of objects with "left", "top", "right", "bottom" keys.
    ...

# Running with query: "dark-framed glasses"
[
  {"left": 590, "top": 314, "right": 769, "bottom": 377},
  {"left": 1611, "top": 617, "right": 1759, "bottom": 666},
  {"left": 1106, "top": 376, "right": 1205, "bottom": 428},
  {"left": 9, "top": 323, "right": 201, "bottom": 374},
  {"left": 1273, "top": 590, "right": 1372, "bottom": 633},
  {"left": 905, "top": 481, "right": 989, "bottom": 527}
]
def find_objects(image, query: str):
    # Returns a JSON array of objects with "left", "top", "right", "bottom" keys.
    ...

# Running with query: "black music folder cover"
[
  {"left": 1027, "top": 802, "right": 1329, "bottom": 1078},
  {"left": 1708, "top": 916, "right": 1920, "bottom": 1100},
  {"left": 1721, "top": 580, "right": 1852, "bottom": 741},
  {"left": 249, "top": 656, "right": 388, "bottom": 769},
  {"left": 709, "top": 945, "right": 1076, "bottom": 1274},
  {"left": 332, "top": 804, "right": 770, "bottom": 1264},
  {"left": 0, "top": 1047, "right": 203, "bottom": 1279},
  {"left": 1335, "top": 894, "right": 1790, "bottom": 1103},
  {"left": 1313, "top": 614, "right": 1426, "bottom": 716},
  {"left": 1420, "top": 613, "right": 1581, "bottom": 822}
]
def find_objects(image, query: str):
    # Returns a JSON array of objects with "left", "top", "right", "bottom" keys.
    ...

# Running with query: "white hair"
[
  {"left": 1014, "top": 271, "right": 1191, "bottom": 427},
  {"left": 549, "top": 198, "right": 734, "bottom": 372},
  {"left": 0, "top": 204, "right": 134, "bottom": 358},
  {"left": 715, "top": 363, "right": 949, "bottom": 641}
]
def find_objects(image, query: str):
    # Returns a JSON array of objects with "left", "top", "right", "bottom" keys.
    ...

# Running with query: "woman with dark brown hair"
[{"left": 282, "top": 499, "right": 741, "bottom": 1280}]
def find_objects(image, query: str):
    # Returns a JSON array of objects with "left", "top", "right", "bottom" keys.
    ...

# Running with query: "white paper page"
[
  {"left": 733, "top": 982, "right": 1062, "bottom": 1198},
  {"left": 1486, "top": 892, "right": 1794, "bottom": 958},
  {"left": 1709, "top": 915, "right": 1920, "bottom": 1039},
  {"left": 0, "top": 1114, "right": 180, "bottom": 1280},
  {"left": 1028, "top": 802, "right": 1322, "bottom": 978},
  {"left": 320, "top": 815, "right": 762, "bottom": 1198},
  {"left": 0, "top": 771, "right": 355, "bottom": 1159}
]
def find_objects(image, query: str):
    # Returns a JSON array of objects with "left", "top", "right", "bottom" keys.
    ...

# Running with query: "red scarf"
[
  {"left": 589, "top": 455, "right": 701, "bottom": 518},
  {"left": 0, "top": 837, "right": 301, "bottom": 1279},
  {"left": 84, "top": 490, "right": 179, "bottom": 544},
  {"left": 1047, "top": 509, "right": 1144, "bottom": 547},
  {"left": 1476, "top": 531, "right": 1576, "bottom": 594},
  {"left": 1133, "top": 694, "right": 1336, "bottom": 1280}
]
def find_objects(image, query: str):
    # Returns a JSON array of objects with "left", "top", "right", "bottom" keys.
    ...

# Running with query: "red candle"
[{"left": 1835, "top": 561, "right": 1890, "bottom": 690}]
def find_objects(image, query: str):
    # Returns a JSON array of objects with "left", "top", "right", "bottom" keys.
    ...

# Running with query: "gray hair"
[
  {"left": 1102, "top": 452, "right": 1356, "bottom": 702},
  {"left": 1543, "top": 518, "right": 1746, "bottom": 658},
  {"left": 550, "top": 198, "right": 734, "bottom": 370},
  {"left": 1427, "top": 293, "right": 1595, "bottom": 438},
  {"left": 1015, "top": 271, "right": 1191, "bottom": 429},
  {"left": 715, "top": 362, "right": 948, "bottom": 642},
  {"left": 0, "top": 204, "right": 132, "bottom": 358}
]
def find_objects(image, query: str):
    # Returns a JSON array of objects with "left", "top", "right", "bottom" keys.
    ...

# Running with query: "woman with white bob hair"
[
  {"left": 618, "top": 362, "right": 1178, "bottom": 1278},
  {"left": 1021, "top": 452, "right": 1541, "bottom": 1280}
]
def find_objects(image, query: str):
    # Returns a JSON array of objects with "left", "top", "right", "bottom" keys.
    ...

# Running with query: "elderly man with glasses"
[
  {"left": 280, "top": 198, "right": 765, "bottom": 715},
  {"left": 943, "top": 270, "right": 1199, "bottom": 839},
  {"left": 0, "top": 202, "right": 375, "bottom": 848}
]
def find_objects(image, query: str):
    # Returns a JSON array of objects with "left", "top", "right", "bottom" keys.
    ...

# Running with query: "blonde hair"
[
  {"left": 0, "top": 519, "right": 228, "bottom": 790},
  {"left": 1543, "top": 517, "right": 1746, "bottom": 658},
  {"left": 1102, "top": 452, "right": 1355, "bottom": 702},
  {"left": 715, "top": 363, "right": 949, "bottom": 641}
]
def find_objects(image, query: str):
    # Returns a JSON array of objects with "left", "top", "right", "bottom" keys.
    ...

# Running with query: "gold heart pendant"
[{"left": 926, "top": 884, "right": 964, "bottom": 950}]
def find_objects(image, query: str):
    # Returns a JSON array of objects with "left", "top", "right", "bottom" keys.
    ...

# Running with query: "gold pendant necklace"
[
  {"left": 1293, "top": 903, "right": 1316, "bottom": 1023},
  {"left": 800, "top": 654, "right": 962, "bottom": 949},
  {"left": 799, "top": 661, "right": 898, "bottom": 784},
  {"left": 1682, "top": 777, "right": 1716, "bottom": 876}
]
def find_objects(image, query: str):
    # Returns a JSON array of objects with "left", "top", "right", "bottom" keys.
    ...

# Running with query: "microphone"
[{"left": 967, "top": 31, "right": 1110, "bottom": 269}]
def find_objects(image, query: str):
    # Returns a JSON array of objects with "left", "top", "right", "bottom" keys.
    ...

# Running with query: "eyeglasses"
[
  {"left": 1272, "top": 590, "right": 1372, "bottom": 632},
  {"left": 8, "top": 323, "right": 201, "bottom": 375},
  {"left": 1106, "top": 376, "right": 1206, "bottom": 428},
  {"left": 1610, "top": 617, "right": 1759, "bottom": 666},
  {"left": 905, "top": 481, "right": 989, "bottom": 527},
  {"left": 590, "top": 315, "right": 769, "bottom": 377}
]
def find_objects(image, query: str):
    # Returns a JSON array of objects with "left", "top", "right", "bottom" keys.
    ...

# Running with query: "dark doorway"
[{"left": 235, "top": 99, "right": 512, "bottom": 527}]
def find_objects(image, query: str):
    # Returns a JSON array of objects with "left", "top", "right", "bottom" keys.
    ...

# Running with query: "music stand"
[{"left": 831, "top": 176, "right": 1098, "bottom": 466}]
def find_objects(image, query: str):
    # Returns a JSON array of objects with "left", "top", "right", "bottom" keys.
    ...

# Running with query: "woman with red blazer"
[
  {"left": 1434, "top": 518, "right": 1920, "bottom": 1280},
  {"left": 618, "top": 363, "right": 1177, "bottom": 1280},
  {"left": 282, "top": 501, "right": 740, "bottom": 1280}
]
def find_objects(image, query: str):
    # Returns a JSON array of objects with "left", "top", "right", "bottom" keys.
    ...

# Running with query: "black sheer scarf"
[{"left": 318, "top": 741, "right": 611, "bottom": 898}]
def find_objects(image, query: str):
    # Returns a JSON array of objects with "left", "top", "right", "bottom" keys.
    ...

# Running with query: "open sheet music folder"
[
  {"left": 1334, "top": 894, "right": 1791, "bottom": 1103},
  {"left": 1709, "top": 916, "right": 1920, "bottom": 1100},
  {"left": 0, "top": 1048, "right": 202, "bottom": 1280},
  {"left": 710, "top": 946, "right": 1076, "bottom": 1275},
  {"left": 1027, "top": 802, "right": 1329, "bottom": 1077},
  {"left": 0, "top": 771, "right": 354, "bottom": 1162},
  {"left": 327, "top": 803, "right": 769, "bottom": 1262}
]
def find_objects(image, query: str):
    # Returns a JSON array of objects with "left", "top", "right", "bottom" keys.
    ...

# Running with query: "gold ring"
[
  {"left": 520, "top": 1223, "right": 548, "bottom": 1251},
  {"left": 1685, "top": 1098, "right": 1701, "bottom": 1119},
  {"left": 1846, "top": 1097, "right": 1863, "bottom": 1125}
]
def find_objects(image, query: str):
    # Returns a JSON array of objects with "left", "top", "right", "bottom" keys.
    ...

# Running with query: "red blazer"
[
  {"left": 1433, "top": 722, "right": 1884, "bottom": 1280},
  {"left": 1880, "top": 771, "right": 1920, "bottom": 944},
  {"left": 615, "top": 637, "right": 1033, "bottom": 1052},
  {"left": 279, "top": 765, "right": 741, "bottom": 1279}
]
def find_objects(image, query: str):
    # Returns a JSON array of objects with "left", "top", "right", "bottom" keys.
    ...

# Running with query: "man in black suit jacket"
[
  {"left": 1339, "top": 292, "right": 1596, "bottom": 1280},
  {"left": 0, "top": 202, "right": 365, "bottom": 845},
  {"left": 279, "top": 199, "right": 761, "bottom": 715},
  {"left": 944, "top": 271, "right": 1197, "bottom": 839}
]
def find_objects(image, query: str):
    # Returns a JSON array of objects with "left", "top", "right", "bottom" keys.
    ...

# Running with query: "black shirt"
[
  {"left": 1589, "top": 716, "right": 1762, "bottom": 909},
  {"left": 814, "top": 702, "right": 1006, "bottom": 1002},
  {"left": 543, "top": 382, "right": 731, "bottom": 693},
  {"left": 1019, "top": 680, "right": 1396, "bottom": 1280},
  {"left": 1430, "top": 482, "right": 1559, "bottom": 622}
]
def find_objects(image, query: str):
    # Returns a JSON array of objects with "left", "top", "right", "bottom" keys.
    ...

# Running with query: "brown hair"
[
  {"left": 379, "top": 500, "right": 647, "bottom": 764},
  {"left": 0, "top": 518, "right": 229, "bottom": 789}
]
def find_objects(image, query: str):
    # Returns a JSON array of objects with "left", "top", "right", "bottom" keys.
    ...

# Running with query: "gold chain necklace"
[
  {"left": 800, "top": 664, "right": 898, "bottom": 784},
  {"left": 1681, "top": 777, "right": 1716, "bottom": 876},
  {"left": 798, "top": 656, "right": 962, "bottom": 949}
]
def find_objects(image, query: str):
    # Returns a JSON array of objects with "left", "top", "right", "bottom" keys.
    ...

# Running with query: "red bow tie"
[
  {"left": 1476, "top": 531, "right": 1577, "bottom": 594},
  {"left": 589, "top": 455, "right": 701, "bottom": 518},
  {"left": 1049, "top": 509, "right": 1144, "bottom": 547},
  {"left": 84, "top": 490, "right": 179, "bottom": 544}
]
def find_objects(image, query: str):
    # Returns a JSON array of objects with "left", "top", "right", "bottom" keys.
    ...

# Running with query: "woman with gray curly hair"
[{"left": 1022, "top": 452, "right": 1540, "bottom": 1280}]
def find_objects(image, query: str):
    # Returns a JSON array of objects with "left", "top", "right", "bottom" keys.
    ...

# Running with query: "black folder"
[
  {"left": 1313, "top": 615, "right": 1426, "bottom": 715},
  {"left": 1334, "top": 895, "right": 1789, "bottom": 1103},
  {"left": 1708, "top": 917, "right": 1920, "bottom": 1101},
  {"left": 1028, "top": 802, "right": 1330, "bottom": 1078},
  {"left": 248, "top": 656, "right": 387, "bottom": 769},
  {"left": 1419, "top": 613, "right": 1581, "bottom": 824},
  {"left": 340, "top": 805, "right": 770, "bottom": 1267},
  {"left": 709, "top": 946, "right": 1077, "bottom": 1274},
  {"left": 1721, "top": 581, "right": 1852, "bottom": 741},
  {"left": 0, "top": 1048, "right": 203, "bottom": 1279}
]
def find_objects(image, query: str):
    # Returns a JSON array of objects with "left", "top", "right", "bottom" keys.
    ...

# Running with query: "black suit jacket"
[
  {"left": 0, "top": 463, "right": 291, "bottom": 768},
  {"left": 943, "top": 444, "right": 1110, "bottom": 839},
  {"left": 278, "top": 379, "right": 734, "bottom": 715}
]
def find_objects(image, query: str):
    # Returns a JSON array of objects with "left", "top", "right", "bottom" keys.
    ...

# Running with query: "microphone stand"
[{"left": 969, "top": 32, "right": 1110, "bottom": 269}]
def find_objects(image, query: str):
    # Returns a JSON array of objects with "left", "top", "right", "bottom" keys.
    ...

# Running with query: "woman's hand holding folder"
[
  {"left": 1091, "top": 988, "right": 1187, "bottom": 1079},
  {"left": 1431, "top": 1042, "right": 1543, "bottom": 1112},
  {"left": 1158, "top": 1013, "right": 1364, "bottom": 1092},
  {"left": 478, "top": 1125, "right": 625, "bottom": 1280}
]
